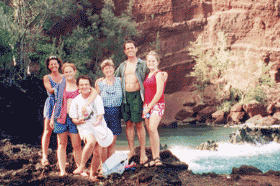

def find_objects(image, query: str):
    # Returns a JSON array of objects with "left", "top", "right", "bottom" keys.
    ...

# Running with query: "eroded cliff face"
[
  {"left": 131, "top": 0, "right": 280, "bottom": 124},
  {"left": 132, "top": 0, "right": 280, "bottom": 92},
  {"left": 133, "top": 0, "right": 211, "bottom": 93}
]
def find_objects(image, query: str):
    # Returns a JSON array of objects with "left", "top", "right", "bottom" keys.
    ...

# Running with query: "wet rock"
[
  {"left": 263, "top": 170, "right": 280, "bottom": 176},
  {"left": 229, "top": 126, "right": 280, "bottom": 145},
  {"left": 197, "top": 140, "right": 218, "bottom": 151},
  {"left": 231, "top": 165, "right": 263, "bottom": 175},
  {"left": 229, "top": 127, "right": 257, "bottom": 144},
  {"left": 272, "top": 133, "right": 280, "bottom": 143}
]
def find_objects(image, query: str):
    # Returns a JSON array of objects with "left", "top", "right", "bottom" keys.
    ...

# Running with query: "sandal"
[
  {"left": 154, "top": 157, "right": 163, "bottom": 167},
  {"left": 143, "top": 159, "right": 155, "bottom": 168},
  {"left": 97, "top": 170, "right": 104, "bottom": 179},
  {"left": 41, "top": 159, "right": 50, "bottom": 166}
]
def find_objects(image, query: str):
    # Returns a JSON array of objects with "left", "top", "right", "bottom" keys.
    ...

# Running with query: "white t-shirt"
[{"left": 69, "top": 94, "right": 106, "bottom": 141}]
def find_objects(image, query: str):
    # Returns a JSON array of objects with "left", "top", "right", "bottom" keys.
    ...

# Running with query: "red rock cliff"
[{"left": 132, "top": 0, "right": 280, "bottom": 93}]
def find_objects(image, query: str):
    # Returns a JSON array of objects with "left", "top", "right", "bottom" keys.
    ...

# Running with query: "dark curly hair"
[
  {"left": 45, "top": 56, "right": 63, "bottom": 73},
  {"left": 76, "top": 74, "right": 93, "bottom": 87}
]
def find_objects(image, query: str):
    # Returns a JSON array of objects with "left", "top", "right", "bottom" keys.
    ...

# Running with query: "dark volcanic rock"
[
  {"left": 0, "top": 139, "right": 189, "bottom": 186},
  {"left": 231, "top": 165, "right": 263, "bottom": 175}
]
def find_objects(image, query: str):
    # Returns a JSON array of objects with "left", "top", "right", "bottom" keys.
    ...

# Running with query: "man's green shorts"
[{"left": 122, "top": 91, "right": 144, "bottom": 123}]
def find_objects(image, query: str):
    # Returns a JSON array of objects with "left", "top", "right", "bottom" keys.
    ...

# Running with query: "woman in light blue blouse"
[{"left": 95, "top": 59, "right": 122, "bottom": 161}]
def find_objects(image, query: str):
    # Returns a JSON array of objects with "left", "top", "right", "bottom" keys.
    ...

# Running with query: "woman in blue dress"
[{"left": 41, "top": 56, "right": 64, "bottom": 166}]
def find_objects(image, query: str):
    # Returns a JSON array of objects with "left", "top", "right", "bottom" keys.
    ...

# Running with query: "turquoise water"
[{"left": 116, "top": 125, "right": 280, "bottom": 174}]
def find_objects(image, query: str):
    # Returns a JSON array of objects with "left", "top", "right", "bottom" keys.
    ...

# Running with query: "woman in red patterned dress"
[{"left": 142, "top": 51, "right": 167, "bottom": 167}]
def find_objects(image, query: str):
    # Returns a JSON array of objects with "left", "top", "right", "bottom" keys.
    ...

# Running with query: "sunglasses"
[{"left": 49, "top": 56, "right": 58, "bottom": 60}]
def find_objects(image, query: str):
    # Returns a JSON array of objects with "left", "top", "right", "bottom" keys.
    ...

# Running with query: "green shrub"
[{"left": 189, "top": 31, "right": 275, "bottom": 107}]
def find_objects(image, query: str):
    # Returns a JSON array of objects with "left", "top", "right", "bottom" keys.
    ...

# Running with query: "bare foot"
[
  {"left": 73, "top": 168, "right": 83, "bottom": 175},
  {"left": 140, "top": 154, "right": 148, "bottom": 165},
  {"left": 127, "top": 150, "right": 135, "bottom": 160},
  {"left": 59, "top": 172, "right": 68, "bottom": 177},
  {"left": 41, "top": 158, "right": 49, "bottom": 166}
]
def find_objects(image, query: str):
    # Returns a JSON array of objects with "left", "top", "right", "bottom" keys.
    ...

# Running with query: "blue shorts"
[
  {"left": 104, "top": 106, "right": 122, "bottom": 135},
  {"left": 54, "top": 115, "right": 78, "bottom": 134}
]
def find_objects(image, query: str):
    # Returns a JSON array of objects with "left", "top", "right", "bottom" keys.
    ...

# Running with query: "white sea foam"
[{"left": 170, "top": 142, "right": 280, "bottom": 174}]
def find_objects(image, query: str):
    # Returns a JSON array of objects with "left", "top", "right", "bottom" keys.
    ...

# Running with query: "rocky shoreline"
[{"left": 1, "top": 138, "right": 280, "bottom": 186}]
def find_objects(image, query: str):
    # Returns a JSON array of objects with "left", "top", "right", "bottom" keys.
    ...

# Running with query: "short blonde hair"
[
  {"left": 62, "top": 62, "right": 77, "bottom": 73},
  {"left": 146, "top": 51, "right": 160, "bottom": 64},
  {"left": 101, "top": 59, "right": 115, "bottom": 70}
]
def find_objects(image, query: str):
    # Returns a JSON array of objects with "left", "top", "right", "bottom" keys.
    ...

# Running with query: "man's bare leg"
[
  {"left": 135, "top": 121, "right": 148, "bottom": 164},
  {"left": 126, "top": 120, "right": 135, "bottom": 159}
]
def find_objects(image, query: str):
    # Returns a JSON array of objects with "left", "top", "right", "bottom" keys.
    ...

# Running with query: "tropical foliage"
[{"left": 0, "top": 0, "right": 139, "bottom": 84}]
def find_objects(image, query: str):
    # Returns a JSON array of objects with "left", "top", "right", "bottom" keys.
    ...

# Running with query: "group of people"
[{"left": 40, "top": 40, "right": 167, "bottom": 181}]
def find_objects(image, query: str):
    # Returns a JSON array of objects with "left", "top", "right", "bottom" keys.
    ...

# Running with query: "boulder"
[
  {"left": 245, "top": 114, "right": 263, "bottom": 126},
  {"left": 196, "top": 106, "right": 217, "bottom": 122},
  {"left": 212, "top": 110, "right": 224, "bottom": 119},
  {"left": 274, "top": 102, "right": 280, "bottom": 112},
  {"left": 267, "top": 103, "right": 276, "bottom": 115},
  {"left": 231, "top": 165, "right": 263, "bottom": 175},
  {"left": 230, "top": 104, "right": 243, "bottom": 112},
  {"left": 213, "top": 115, "right": 227, "bottom": 124},
  {"left": 261, "top": 116, "right": 279, "bottom": 126},
  {"left": 183, "top": 98, "right": 196, "bottom": 106},
  {"left": 246, "top": 115, "right": 279, "bottom": 126},
  {"left": 227, "top": 112, "right": 245, "bottom": 123},
  {"left": 272, "top": 112, "right": 280, "bottom": 120},
  {"left": 243, "top": 100, "right": 267, "bottom": 117},
  {"left": 193, "top": 102, "right": 208, "bottom": 113},
  {"left": 182, "top": 117, "right": 197, "bottom": 124}
]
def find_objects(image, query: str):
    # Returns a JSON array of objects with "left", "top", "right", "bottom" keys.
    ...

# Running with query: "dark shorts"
[
  {"left": 104, "top": 106, "right": 122, "bottom": 135},
  {"left": 54, "top": 114, "right": 78, "bottom": 134},
  {"left": 122, "top": 91, "right": 144, "bottom": 123}
]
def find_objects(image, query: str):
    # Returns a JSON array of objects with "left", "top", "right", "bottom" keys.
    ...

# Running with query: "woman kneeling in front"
[{"left": 69, "top": 75, "right": 113, "bottom": 182}]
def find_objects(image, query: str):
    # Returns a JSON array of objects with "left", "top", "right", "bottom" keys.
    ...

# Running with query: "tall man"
[{"left": 114, "top": 40, "right": 148, "bottom": 164}]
